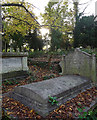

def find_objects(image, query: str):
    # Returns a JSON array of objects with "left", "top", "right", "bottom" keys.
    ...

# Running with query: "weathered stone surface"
[
  {"left": 2, "top": 52, "right": 28, "bottom": 57},
  {"left": 2, "top": 57, "right": 23, "bottom": 73},
  {"left": 2, "top": 71, "right": 28, "bottom": 80},
  {"left": 59, "top": 48, "right": 97, "bottom": 86},
  {"left": 9, "top": 75, "right": 92, "bottom": 117},
  {"left": 1, "top": 52, "right": 28, "bottom": 80}
]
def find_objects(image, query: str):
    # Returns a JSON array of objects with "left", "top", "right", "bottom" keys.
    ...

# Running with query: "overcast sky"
[
  {"left": 25, "top": 0, "right": 96, "bottom": 16},
  {"left": 24, "top": 0, "right": 97, "bottom": 35}
]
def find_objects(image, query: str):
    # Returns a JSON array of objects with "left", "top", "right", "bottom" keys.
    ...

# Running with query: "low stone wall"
[
  {"left": 1, "top": 52, "right": 28, "bottom": 80},
  {"left": 59, "top": 48, "right": 97, "bottom": 86}
]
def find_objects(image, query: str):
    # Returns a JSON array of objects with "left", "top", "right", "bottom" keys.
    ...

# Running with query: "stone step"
[{"left": 7, "top": 75, "right": 92, "bottom": 117}]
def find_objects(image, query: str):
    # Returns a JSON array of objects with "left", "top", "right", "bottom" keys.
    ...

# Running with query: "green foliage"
[
  {"left": 43, "top": 74, "right": 55, "bottom": 80},
  {"left": 3, "top": 79, "right": 14, "bottom": 85},
  {"left": 3, "top": 79, "right": 19, "bottom": 85},
  {"left": 41, "top": 1, "right": 74, "bottom": 51},
  {"left": 77, "top": 105, "right": 97, "bottom": 119},
  {"left": 28, "top": 49, "right": 75, "bottom": 59},
  {"left": 48, "top": 96, "right": 59, "bottom": 106},
  {"left": 10, "top": 30, "right": 24, "bottom": 51},
  {"left": 26, "top": 76, "right": 36, "bottom": 84},
  {"left": 81, "top": 48, "right": 97, "bottom": 59},
  {"left": 27, "top": 69, "right": 37, "bottom": 83},
  {"left": 2, "top": 1, "right": 39, "bottom": 51},
  {"left": 2, "top": 115, "right": 11, "bottom": 120},
  {"left": 73, "top": 15, "right": 97, "bottom": 48},
  {"left": 26, "top": 29, "right": 44, "bottom": 51},
  {"left": 50, "top": 29, "right": 65, "bottom": 51},
  {"left": 28, "top": 50, "right": 46, "bottom": 58}
]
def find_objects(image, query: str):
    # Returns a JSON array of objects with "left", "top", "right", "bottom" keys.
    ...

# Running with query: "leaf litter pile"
[{"left": 2, "top": 63, "right": 97, "bottom": 119}]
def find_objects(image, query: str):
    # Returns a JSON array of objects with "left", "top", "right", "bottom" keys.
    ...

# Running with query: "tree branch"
[
  {"left": 78, "top": 4, "right": 89, "bottom": 18},
  {"left": 94, "top": 15, "right": 97, "bottom": 21},
  {"left": 2, "top": 15, "right": 33, "bottom": 26},
  {"left": 2, "top": 3, "right": 40, "bottom": 26},
  {"left": 79, "top": 0, "right": 94, "bottom": 5},
  {"left": 2, "top": 3, "right": 73, "bottom": 34}
]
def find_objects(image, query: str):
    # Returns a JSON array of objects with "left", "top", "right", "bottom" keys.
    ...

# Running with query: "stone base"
[
  {"left": 2, "top": 71, "right": 28, "bottom": 80},
  {"left": 7, "top": 75, "right": 92, "bottom": 117}
]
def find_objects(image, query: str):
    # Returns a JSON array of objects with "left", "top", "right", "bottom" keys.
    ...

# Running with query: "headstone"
[
  {"left": 59, "top": 48, "right": 97, "bottom": 86},
  {"left": 8, "top": 75, "right": 91, "bottom": 117}
]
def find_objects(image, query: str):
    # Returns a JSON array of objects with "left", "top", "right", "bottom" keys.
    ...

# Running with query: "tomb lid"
[{"left": 14, "top": 75, "right": 90, "bottom": 104}]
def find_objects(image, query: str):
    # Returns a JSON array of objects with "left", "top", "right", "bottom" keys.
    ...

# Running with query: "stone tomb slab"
[{"left": 9, "top": 75, "right": 92, "bottom": 117}]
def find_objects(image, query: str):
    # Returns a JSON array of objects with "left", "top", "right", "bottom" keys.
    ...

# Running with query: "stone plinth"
[
  {"left": 1, "top": 52, "right": 28, "bottom": 80},
  {"left": 9, "top": 75, "right": 92, "bottom": 117}
]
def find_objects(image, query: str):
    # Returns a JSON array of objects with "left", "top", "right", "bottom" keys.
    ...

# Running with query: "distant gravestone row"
[{"left": 4, "top": 48, "right": 97, "bottom": 117}]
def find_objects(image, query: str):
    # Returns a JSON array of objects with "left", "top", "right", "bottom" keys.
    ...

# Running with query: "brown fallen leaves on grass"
[
  {"left": 2, "top": 65, "right": 61, "bottom": 94},
  {"left": 29, "top": 57, "right": 61, "bottom": 62},
  {"left": 2, "top": 87, "right": 97, "bottom": 119}
]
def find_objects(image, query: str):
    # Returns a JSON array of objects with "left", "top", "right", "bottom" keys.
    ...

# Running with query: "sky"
[
  {"left": 24, "top": 0, "right": 97, "bottom": 35},
  {"left": 25, "top": 0, "right": 97, "bottom": 17}
]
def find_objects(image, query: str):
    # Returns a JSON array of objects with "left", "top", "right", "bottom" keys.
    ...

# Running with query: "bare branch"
[
  {"left": 94, "top": 15, "right": 97, "bottom": 21},
  {"left": 27, "top": 2, "right": 40, "bottom": 10},
  {"left": 79, "top": 0, "right": 94, "bottom": 5},
  {"left": 78, "top": 4, "right": 89, "bottom": 18}
]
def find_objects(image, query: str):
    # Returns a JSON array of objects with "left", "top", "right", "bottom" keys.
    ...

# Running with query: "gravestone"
[
  {"left": 59, "top": 48, "right": 97, "bottom": 86},
  {"left": 6, "top": 48, "right": 96, "bottom": 117},
  {"left": 8, "top": 75, "right": 91, "bottom": 117}
]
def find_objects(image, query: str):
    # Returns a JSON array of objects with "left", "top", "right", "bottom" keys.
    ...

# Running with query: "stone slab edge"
[
  {"left": 2, "top": 82, "right": 92, "bottom": 118},
  {"left": 2, "top": 86, "right": 97, "bottom": 119},
  {"left": 2, "top": 71, "right": 28, "bottom": 81},
  {"left": 1, "top": 52, "right": 28, "bottom": 58}
]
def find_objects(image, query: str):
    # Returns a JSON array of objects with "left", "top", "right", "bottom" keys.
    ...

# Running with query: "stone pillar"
[
  {"left": 10, "top": 47, "right": 13, "bottom": 52},
  {"left": 22, "top": 57, "right": 29, "bottom": 71},
  {"left": 0, "top": 3, "right": 2, "bottom": 52},
  {"left": 0, "top": 2, "right": 2, "bottom": 120},
  {"left": 59, "top": 55, "right": 66, "bottom": 75},
  {"left": 91, "top": 54, "right": 97, "bottom": 86}
]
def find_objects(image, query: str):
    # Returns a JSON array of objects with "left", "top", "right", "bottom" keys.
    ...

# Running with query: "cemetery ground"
[{"left": 2, "top": 52, "right": 97, "bottom": 120}]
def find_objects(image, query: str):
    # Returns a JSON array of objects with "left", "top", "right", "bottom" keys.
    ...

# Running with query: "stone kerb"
[
  {"left": 1, "top": 52, "right": 29, "bottom": 80},
  {"left": 60, "top": 48, "right": 97, "bottom": 86}
]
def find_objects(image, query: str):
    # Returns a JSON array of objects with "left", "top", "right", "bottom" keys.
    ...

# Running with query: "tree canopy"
[
  {"left": 2, "top": 1, "right": 43, "bottom": 51},
  {"left": 41, "top": 1, "right": 74, "bottom": 32},
  {"left": 73, "top": 15, "right": 97, "bottom": 48},
  {"left": 41, "top": 1, "right": 74, "bottom": 51}
]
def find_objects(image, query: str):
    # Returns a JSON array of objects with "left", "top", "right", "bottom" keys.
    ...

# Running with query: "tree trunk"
[{"left": 0, "top": 4, "right": 2, "bottom": 52}]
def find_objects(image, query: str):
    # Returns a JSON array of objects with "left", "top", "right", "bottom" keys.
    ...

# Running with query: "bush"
[
  {"left": 28, "top": 49, "right": 74, "bottom": 58},
  {"left": 28, "top": 50, "right": 46, "bottom": 58},
  {"left": 81, "top": 48, "right": 97, "bottom": 59}
]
